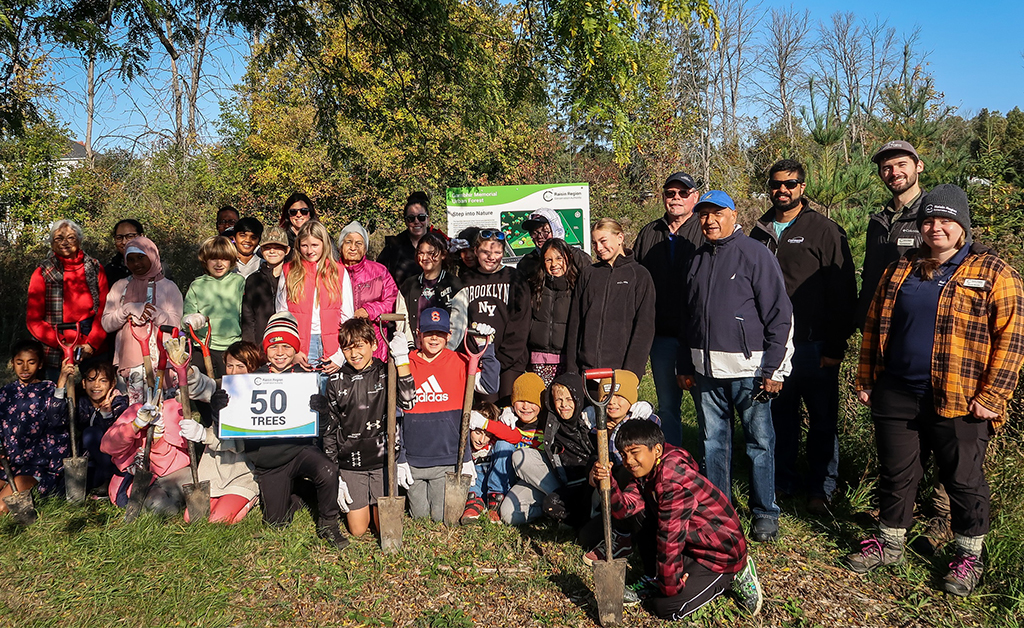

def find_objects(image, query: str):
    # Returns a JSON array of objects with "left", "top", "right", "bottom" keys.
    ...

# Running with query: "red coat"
[{"left": 26, "top": 251, "right": 109, "bottom": 366}]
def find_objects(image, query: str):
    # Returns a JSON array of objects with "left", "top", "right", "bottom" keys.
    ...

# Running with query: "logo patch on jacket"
[
  {"left": 415, "top": 375, "right": 449, "bottom": 402},
  {"left": 787, "top": 236, "right": 804, "bottom": 244}
]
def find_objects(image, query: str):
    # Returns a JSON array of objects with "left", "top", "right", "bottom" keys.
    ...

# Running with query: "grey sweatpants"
[
  {"left": 408, "top": 465, "right": 449, "bottom": 522},
  {"left": 499, "top": 448, "right": 562, "bottom": 524}
]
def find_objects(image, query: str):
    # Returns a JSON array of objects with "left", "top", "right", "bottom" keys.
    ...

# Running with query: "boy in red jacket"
[{"left": 592, "top": 419, "right": 763, "bottom": 620}]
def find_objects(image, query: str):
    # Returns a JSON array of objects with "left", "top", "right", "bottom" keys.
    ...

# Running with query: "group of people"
[{"left": 3, "top": 139, "right": 1023, "bottom": 619}]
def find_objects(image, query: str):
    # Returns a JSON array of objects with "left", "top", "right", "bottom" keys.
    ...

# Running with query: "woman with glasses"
[
  {"left": 278, "top": 192, "right": 318, "bottom": 248},
  {"left": 26, "top": 219, "right": 110, "bottom": 381},
  {"left": 399, "top": 231, "right": 466, "bottom": 343},
  {"left": 451, "top": 228, "right": 532, "bottom": 401},
  {"left": 377, "top": 192, "right": 448, "bottom": 287},
  {"left": 105, "top": 219, "right": 145, "bottom": 285}
]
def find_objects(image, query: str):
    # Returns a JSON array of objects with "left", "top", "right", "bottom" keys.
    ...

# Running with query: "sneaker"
[
  {"left": 583, "top": 534, "right": 634, "bottom": 566},
  {"left": 731, "top": 556, "right": 764, "bottom": 616},
  {"left": 486, "top": 492, "right": 503, "bottom": 512},
  {"left": 846, "top": 536, "right": 904, "bottom": 573},
  {"left": 749, "top": 518, "right": 778, "bottom": 542},
  {"left": 461, "top": 494, "right": 486, "bottom": 524},
  {"left": 944, "top": 552, "right": 983, "bottom": 597},
  {"left": 316, "top": 520, "right": 351, "bottom": 551},
  {"left": 622, "top": 587, "right": 641, "bottom": 607}
]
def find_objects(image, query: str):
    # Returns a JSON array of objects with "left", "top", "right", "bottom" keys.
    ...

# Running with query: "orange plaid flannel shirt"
[{"left": 858, "top": 244, "right": 1024, "bottom": 425}]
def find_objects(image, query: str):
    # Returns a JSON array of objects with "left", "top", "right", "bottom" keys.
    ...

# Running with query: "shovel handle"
[
  {"left": 583, "top": 368, "right": 615, "bottom": 380},
  {"left": 378, "top": 313, "right": 406, "bottom": 323},
  {"left": 67, "top": 380, "right": 79, "bottom": 459}
]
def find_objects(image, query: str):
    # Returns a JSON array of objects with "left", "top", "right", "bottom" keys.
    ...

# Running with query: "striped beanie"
[{"left": 263, "top": 312, "right": 300, "bottom": 352}]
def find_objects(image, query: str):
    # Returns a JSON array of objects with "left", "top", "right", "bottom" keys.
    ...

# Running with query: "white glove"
[
  {"left": 469, "top": 411, "right": 488, "bottom": 431},
  {"left": 179, "top": 418, "right": 205, "bottom": 443},
  {"left": 396, "top": 462, "right": 414, "bottom": 489},
  {"left": 183, "top": 313, "right": 207, "bottom": 330},
  {"left": 471, "top": 322, "right": 495, "bottom": 338},
  {"left": 461, "top": 460, "right": 477, "bottom": 484},
  {"left": 389, "top": 332, "right": 410, "bottom": 367},
  {"left": 497, "top": 406, "right": 518, "bottom": 428},
  {"left": 152, "top": 414, "right": 165, "bottom": 440},
  {"left": 629, "top": 401, "right": 653, "bottom": 420},
  {"left": 133, "top": 403, "right": 159, "bottom": 430},
  {"left": 337, "top": 480, "right": 353, "bottom": 513}
]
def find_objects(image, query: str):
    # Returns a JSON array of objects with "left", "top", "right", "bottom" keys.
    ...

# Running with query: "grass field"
[{"left": 0, "top": 369, "right": 1022, "bottom": 627}]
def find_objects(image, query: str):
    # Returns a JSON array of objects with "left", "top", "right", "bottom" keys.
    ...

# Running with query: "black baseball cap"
[{"left": 664, "top": 171, "right": 696, "bottom": 189}]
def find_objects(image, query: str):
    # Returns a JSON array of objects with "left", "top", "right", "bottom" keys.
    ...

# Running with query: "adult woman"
[
  {"left": 565, "top": 218, "right": 655, "bottom": 379},
  {"left": 276, "top": 221, "right": 354, "bottom": 373},
  {"left": 849, "top": 185, "right": 1024, "bottom": 597},
  {"left": 377, "top": 192, "right": 447, "bottom": 286},
  {"left": 337, "top": 221, "right": 398, "bottom": 361},
  {"left": 101, "top": 236, "right": 183, "bottom": 402},
  {"left": 26, "top": 219, "right": 109, "bottom": 380},
  {"left": 527, "top": 238, "right": 580, "bottom": 385},
  {"left": 278, "top": 192, "right": 318, "bottom": 248},
  {"left": 106, "top": 219, "right": 144, "bottom": 285},
  {"left": 399, "top": 231, "right": 465, "bottom": 342}
]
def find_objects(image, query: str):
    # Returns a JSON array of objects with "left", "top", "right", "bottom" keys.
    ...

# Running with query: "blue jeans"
[
  {"left": 693, "top": 373, "right": 779, "bottom": 520},
  {"left": 468, "top": 458, "right": 495, "bottom": 497},
  {"left": 486, "top": 440, "right": 517, "bottom": 497},
  {"left": 771, "top": 341, "right": 840, "bottom": 499},
  {"left": 308, "top": 334, "right": 327, "bottom": 390},
  {"left": 650, "top": 335, "right": 686, "bottom": 447}
]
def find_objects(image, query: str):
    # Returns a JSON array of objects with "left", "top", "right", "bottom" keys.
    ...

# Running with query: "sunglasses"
[
  {"left": 288, "top": 207, "right": 312, "bottom": 217},
  {"left": 768, "top": 179, "right": 803, "bottom": 190},
  {"left": 753, "top": 387, "right": 780, "bottom": 404},
  {"left": 479, "top": 230, "right": 506, "bottom": 241},
  {"left": 663, "top": 188, "right": 693, "bottom": 199},
  {"left": 404, "top": 214, "right": 429, "bottom": 223}
]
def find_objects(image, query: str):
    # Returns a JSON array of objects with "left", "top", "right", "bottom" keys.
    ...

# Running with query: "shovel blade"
[
  {"left": 63, "top": 456, "right": 88, "bottom": 504},
  {"left": 377, "top": 495, "right": 405, "bottom": 553},
  {"left": 593, "top": 558, "right": 627, "bottom": 626},
  {"left": 443, "top": 471, "right": 472, "bottom": 526},
  {"left": 124, "top": 469, "right": 153, "bottom": 523},
  {"left": 2, "top": 492, "right": 38, "bottom": 526},
  {"left": 183, "top": 480, "right": 211, "bottom": 522}
]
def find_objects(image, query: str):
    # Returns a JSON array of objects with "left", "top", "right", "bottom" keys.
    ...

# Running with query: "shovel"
[
  {"left": 188, "top": 319, "right": 216, "bottom": 379},
  {"left": 124, "top": 374, "right": 161, "bottom": 523},
  {"left": 376, "top": 313, "right": 407, "bottom": 552},
  {"left": 165, "top": 335, "right": 210, "bottom": 522},
  {"left": 443, "top": 329, "right": 492, "bottom": 526},
  {"left": 56, "top": 322, "right": 87, "bottom": 503},
  {"left": 1, "top": 446, "right": 37, "bottom": 526},
  {"left": 583, "top": 368, "right": 627, "bottom": 627}
]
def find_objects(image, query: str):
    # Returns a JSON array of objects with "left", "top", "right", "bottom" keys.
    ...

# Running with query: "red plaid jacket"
[
  {"left": 609, "top": 445, "right": 747, "bottom": 597},
  {"left": 858, "top": 244, "right": 1024, "bottom": 426}
]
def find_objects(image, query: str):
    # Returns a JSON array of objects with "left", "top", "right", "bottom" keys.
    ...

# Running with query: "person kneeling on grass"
[
  {"left": 320, "top": 318, "right": 416, "bottom": 537},
  {"left": 591, "top": 419, "right": 763, "bottom": 620}
]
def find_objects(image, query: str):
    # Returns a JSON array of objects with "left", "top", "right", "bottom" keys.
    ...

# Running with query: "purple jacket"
[{"left": 346, "top": 257, "right": 399, "bottom": 361}]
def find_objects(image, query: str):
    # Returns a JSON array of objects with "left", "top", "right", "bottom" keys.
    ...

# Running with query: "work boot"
[
  {"left": 316, "top": 519, "right": 350, "bottom": 551},
  {"left": 846, "top": 536, "right": 904, "bottom": 573},
  {"left": 944, "top": 552, "right": 984, "bottom": 597},
  {"left": 731, "top": 556, "right": 764, "bottom": 616},
  {"left": 749, "top": 518, "right": 778, "bottom": 542},
  {"left": 583, "top": 533, "right": 633, "bottom": 566},
  {"left": 926, "top": 515, "right": 954, "bottom": 550}
]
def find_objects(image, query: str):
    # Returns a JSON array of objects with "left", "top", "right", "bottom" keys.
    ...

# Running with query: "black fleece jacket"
[
  {"left": 632, "top": 213, "right": 704, "bottom": 337},
  {"left": 542, "top": 372, "right": 597, "bottom": 485}
]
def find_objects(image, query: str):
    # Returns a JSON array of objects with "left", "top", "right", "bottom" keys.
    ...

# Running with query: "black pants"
[
  {"left": 256, "top": 447, "right": 340, "bottom": 526},
  {"left": 872, "top": 375, "right": 990, "bottom": 536},
  {"left": 647, "top": 556, "right": 733, "bottom": 620}
]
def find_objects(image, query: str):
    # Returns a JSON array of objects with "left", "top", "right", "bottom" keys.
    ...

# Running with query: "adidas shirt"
[{"left": 406, "top": 348, "right": 474, "bottom": 468}]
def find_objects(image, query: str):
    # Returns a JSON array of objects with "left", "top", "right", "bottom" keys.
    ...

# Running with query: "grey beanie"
[
  {"left": 917, "top": 184, "right": 971, "bottom": 236},
  {"left": 337, "top": 221, "right": 369, "bottom": 250}
]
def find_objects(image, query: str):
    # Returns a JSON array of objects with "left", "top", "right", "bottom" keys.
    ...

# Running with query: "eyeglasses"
[
  {"left": 768, "top": 179, "right": 803, "bottom": 190},
  {"left": 288, "top": 207, "right": 311, "bottom": 217},
  {"left": 479, "top": 230, "right": 506, "bottom": 241},
  {"left": 217, "top": 219, "right": 237, "bottom": 226},
  {"left": 53, "top": 236, "right": 78, "bottom": 244},
  {"left": 114, "top": 233, "right": 139, "bottom": 242},
  {"left": 663, "top": 188, "right": 694, "bottom": 199},
  {"left": 404, "top": 214, "right": 429, "bottom": 223}
]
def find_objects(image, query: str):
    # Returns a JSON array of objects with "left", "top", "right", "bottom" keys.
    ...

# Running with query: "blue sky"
[{"left": 48, "top": 0, "right": 1023, "bottom": 151}]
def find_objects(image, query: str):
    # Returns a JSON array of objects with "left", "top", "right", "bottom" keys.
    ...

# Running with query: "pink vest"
[{"left": 282, "top": 260, "right": 348, "bottom": 357}]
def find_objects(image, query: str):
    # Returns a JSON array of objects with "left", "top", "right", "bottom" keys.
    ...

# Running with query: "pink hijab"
[{"left": 122, "top": 236, "right": 165, "bottom": 303}]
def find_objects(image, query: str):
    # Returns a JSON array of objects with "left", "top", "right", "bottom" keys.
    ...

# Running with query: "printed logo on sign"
[
  {"left": 416, "top": 375, "right": 449, "bottom": 402},
  {"left": 543, "top": 190, "right": 554, "bottom": 202}
]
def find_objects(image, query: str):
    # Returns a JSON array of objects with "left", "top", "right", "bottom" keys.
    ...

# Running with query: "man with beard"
[
  {"left": 856, "top": 141, "right": 926, "bottom": 327},
  {"left": 750, "top": 159, "right": 856, "bottom": 515}
]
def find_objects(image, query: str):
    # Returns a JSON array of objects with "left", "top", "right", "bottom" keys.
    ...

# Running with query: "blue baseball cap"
[
  {"left": 419, "top": 307, "right": 450, "bottom": 334},
  {"left": 694, "top": 190, "right": 736, "bottom": 212}
]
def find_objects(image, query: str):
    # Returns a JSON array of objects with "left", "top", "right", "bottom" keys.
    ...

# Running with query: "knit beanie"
[
  {"left": 337, "top": 221, "right": 369, "bottom": 250},
  {"left": 917, "top": 184, "right": 971, "bottom": 236},
  {"left": 263, "top": 312, "right": 301, "bottom": 352},
  {"left": 512, "top": 372, "right": 545, "bottom": 407},
  {"left": 600, "top": 370, "right": 639, "bottom": 406}
]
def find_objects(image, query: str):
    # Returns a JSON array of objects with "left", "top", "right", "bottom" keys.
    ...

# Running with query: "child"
[
  {"left": 226, "top": 312, "right": 348, "bottom": 549},
  {"left": 242, "top": 226, "right": 291, "bottom": 345},
  {"left": 178, "top": 341, "right": 259, "bottom": 524},
  {"left": 322, "top": 318, "right": 415, "bottom": 536},
  {"left": 593, "top": 419, "right": 763, "bottom": 620},
  {"left": 405, "top": 307, "right": 497, "bottom": 522},
  {"left": 77, "top": 361, "right": 129, "bottom": 496},
  {"left": 182, "top": 236, "right": 245, "bottom": 377},
  {"left": 0, "top": 339, "right": 72, "bottom": 507},
  {"left": 541, "top": 373, "right": 597, "bottom": 529},
  {"left": 460, "top": 401, "right": 500, "bottom": 523}
]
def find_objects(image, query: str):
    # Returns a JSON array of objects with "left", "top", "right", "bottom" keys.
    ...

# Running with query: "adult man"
[
  {"left": 633, "top": 171, "right": 704, "bottom": 446},
  {"left": 750, "top": 160, "right": 856, "bottom": 514},
  {"left": 216, "top": 205, "right": 239, "bottom": 235},
  {"left": 677, "top": 191, "right": 793, "bottom": 542},
  {"left": 232, "top": 217, "right": 264, "bottom": 278},
  {"left": 516, "top": 208, "right": 591, "bottom": 279},
  {"left": 856, "top": 141, "right": 926, "bottom": 327}
]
